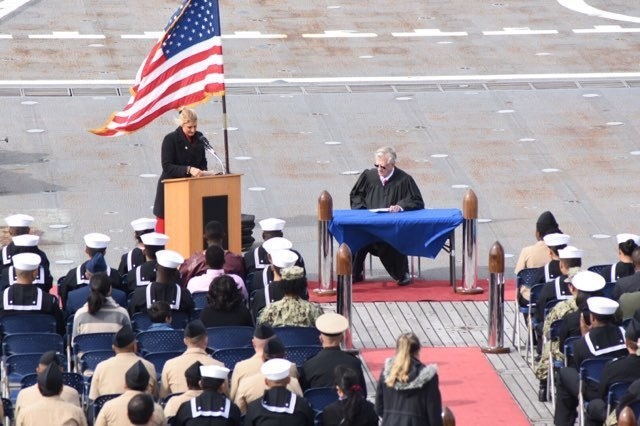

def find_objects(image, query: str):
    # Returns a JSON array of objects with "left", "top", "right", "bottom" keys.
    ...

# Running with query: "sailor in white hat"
[
  {"left": 595, "top": 233, "right": 640, "bottom": 284},
  {"left": 252, "top": 237, "right": 302, "bottom": 290},
  {"left": 244, "top": 358, "right": 314, "bottom": 426},
  {"left": 537, "top": 233, "right": 571, "bottom": 284},
  {"left": 59, "top": 232, "right": 124, "bottom": 308},
  {"left": 125, "top": 232, "right": 169, "bottom": 292},
  {"left": 2, "top": 214, "right": 34, "bottom": 268},
  {"left": 0, "top": 234, "right": 53, "bottom": 291},
  {"left": 0, "top": 252, "right": 65, "bottom": 335},
  {"left": 250, "top": 250, "right": 302, "bottom": 320},
  {"left": 129, "top": 250, "right": 194, "bottom": 316},
  {"left": 554, "top": 296, "right": 627, "bottom": 425},
  {"left": 117, "top": 217, "right": 157, "bottom": 276}
]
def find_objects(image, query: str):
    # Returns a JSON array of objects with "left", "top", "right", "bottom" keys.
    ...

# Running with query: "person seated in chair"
[
  {"left": 534, "top": 233, "right": 570, "bottom": 285},
  {"left": 0, "top": 233, "right": 53, "bottom": 291},
  {"left": 146, "top": 301, "right": 173, "bottom": 331},
  {"left": 349, "top": 146, "right": 424, "bottom": 286},
  {"left": 597, "top": 234, "right": 639, "bottom": 284},
  {"left": 514, "top": 211, "right": 562, "bottom": 275},
  {"left": 251, "top": 237, "right": 305, "bottom": 292},
  {"left": 126, "top": 232, "right": 169, "bottom": 292},
  {"left": 118, "top": 217, "right": 157, "bottom": 278},
  {"left": 186, "top": 245, "right": 246, "bottom": 301},
  {"left": 164, "top": 361, "right": 204, "bottom": 420}
]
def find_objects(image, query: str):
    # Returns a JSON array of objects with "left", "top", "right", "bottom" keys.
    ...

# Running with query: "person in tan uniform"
[
  {"left": 514, "top": 211, "right": 561, "bottom": 275},
  {"left": 234, "top": 338, "right": 303, "bottom": 414},
  {"left": 164, "top": 361, "right": 203, "bottom": 420},
  {"left": 15, "top": 351, "right": 81, "bottom": 419},
  {"left": 17, "top": 363, "right": 87, "bottom": 426},
  {"left": 95, "top": 361, "right": 166, "bottom": 426},
  {"left": 160, "top": 320, "right": 223, "bottom": 398},
  {"left": 89, "top": 325, "right": 158, "bottom": 401}
]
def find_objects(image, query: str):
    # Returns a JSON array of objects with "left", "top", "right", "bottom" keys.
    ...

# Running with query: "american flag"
[{"left": 91, "top": 0, "right": 224, "bottom": 137}]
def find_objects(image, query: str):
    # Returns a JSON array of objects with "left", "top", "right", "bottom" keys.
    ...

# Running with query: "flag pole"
[{"left": 221, "top": 94, "right": 230, "bottom": 174}]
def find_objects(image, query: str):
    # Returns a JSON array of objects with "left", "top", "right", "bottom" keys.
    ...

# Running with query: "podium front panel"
[{"left": 202, "top": 195, "right": 229, "bottom": 250}]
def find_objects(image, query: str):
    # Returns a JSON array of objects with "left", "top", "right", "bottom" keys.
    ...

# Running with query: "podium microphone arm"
[{"left": 201, "top": 136, "right": 226, "bottom": 175}]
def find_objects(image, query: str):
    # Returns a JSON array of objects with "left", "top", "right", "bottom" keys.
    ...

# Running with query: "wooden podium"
[{"left": 164, "top": 174, "right": 242, "bottom": 258}]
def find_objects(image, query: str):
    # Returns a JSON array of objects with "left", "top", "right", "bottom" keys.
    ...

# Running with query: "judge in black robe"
[{"left": 349, "top": 147, "right": 424, "bottom": 285}]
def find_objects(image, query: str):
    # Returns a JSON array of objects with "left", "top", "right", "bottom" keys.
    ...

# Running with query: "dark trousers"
[
  {"left": 585, "top": 398, "right": 607, "bottom": 426},
  {"left": 353, "top": 242, "right": 409, "bottom": 281},
  {"left": 555, "top": 367, "right": 580, "bottom": 426}
]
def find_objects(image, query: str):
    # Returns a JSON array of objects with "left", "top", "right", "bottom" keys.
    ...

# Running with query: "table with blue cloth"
[{"left": 329, "top": 209, "right": 463, "bottom": 286}]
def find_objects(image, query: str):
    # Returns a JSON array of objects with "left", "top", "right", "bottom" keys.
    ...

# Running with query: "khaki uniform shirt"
[
  {"left": 229, "top": 353, "right": 298, "bottom": 401},
  {"left": 95, "top": 390, "right": 166, "bottom": 426},
  {"left": 89, "top": 352, "right": 158, "bottom": 400},
  {"left": 234, "top": 372, "right": 303, "bottom": 414},
  {"left": 17, "top": 395, "right": 87, "bottom": 426},
  {"left": 160, "top": 347, "right": 223, "bottom": 398},
  {"left": 16, "top": 384, "right": 80, "bottom": 419},
  {"left": 163, "top": 389, "right": 202, "bottom": 419},
  {"left": 515, "top": 240, "right": 551, "bottom": 274}
]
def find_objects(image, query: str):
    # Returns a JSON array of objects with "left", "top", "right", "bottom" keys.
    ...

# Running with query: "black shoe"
[
  {"left": 397, "top": 273, "right": 411, "bottom": 286},
  {"left": 353, "top": 274, "right": 364, "bottom": 283},
  {"left": 538, "top": 381, "right": 547, "bottom": 402}
]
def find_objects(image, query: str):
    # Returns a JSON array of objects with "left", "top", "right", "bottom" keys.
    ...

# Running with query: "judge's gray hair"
[{"left": 375, "top": 146, "right": 397, "bottom": 164}]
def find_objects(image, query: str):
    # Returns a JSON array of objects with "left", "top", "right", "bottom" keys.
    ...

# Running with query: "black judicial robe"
[
  {"left": 129, "top": 281, "right": 194, "bottom": 315},
  {"left": 118, "top": 247, "right": 146, "bottom": 276},
  {"left": 173, "top": 391, "right": 241, "bottom": 426},
  {"left": 349, "top": 167, "right": 424, "bottom": 211},
  {"left": 0, "top": 284, "right": 65, "bottom": 335},
  {"left": 126, "top": 260, "right": 158, "bottom": 293},
  {"left": 59, "top": 261, "right": 123, "bottom": 307},
  {"left": 244, "top": 387, "right": 314, "bottom": 426}
]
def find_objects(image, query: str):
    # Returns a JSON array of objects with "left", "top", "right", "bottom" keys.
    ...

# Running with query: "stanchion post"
[
  {"left": 457, "top": 189, "right": 483, "bottom": 294},
  {"left": 336, "top": 243, "right": 354, "bottom": 351},
  {"left": 619, "top": 406, "right": 637, "bottom": 426},
  {"left": 481, "top": 241, "right": 511, "bottom": 354},
  {"left": 314, "top": 191, "right": 336, "bottom": 296}
]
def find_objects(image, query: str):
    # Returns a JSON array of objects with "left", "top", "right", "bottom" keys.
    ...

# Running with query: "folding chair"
[
  {"left": 79, "top": 350, "right": 115, "bottom": 376},
  {"left": 66, "top": 286, "right": 128, "bottom": 316},
  {"left": 602, "top": 282, "right": 616, "bottom": 300},
  {"left": 587, "top": 264, "right": 610, "bottom": 276},
  {"left": 578, "top": 357, "right": 615, "bottom": 426},
  {"left": 192, "top": 292, "right": 208, "bottom": 310},
  {"left": 212, "top": 347, "right": 255, "bottom": 372},
  {"left": 1, "top": 397, "right": 13, "bottom": 426},
  {"left": 2, "top": 333, "right": 64, "bottom": 357},
  {"left": 546, "top": 319, "right": 564, "bottom": 408},
  {"left": 303, "top": 387, "right": 339, "bottom": 416},
  {"left": 91, "top": 393, "right": 120, "bottom": 421},
  {"left": 136, "top": 329, "right": 186, "bottom": 355},
  {"left": 72, "top": 333, "right": 116, "bottom": 369},
  {"left": 274, "top": 326, "right": 321, "bottom": 347},
  {"left": 0, "top": 314, "right": 57, "bottom": 335},
  {"left": 512, "top": 267, "right": 542, "bottom": 353},
  {"left": 20, "top": 372, "right": 85, "bottom": 404},
  {"left": 285, "top": 345, "right": 323, "bottom": 369},
  {"left": 207, "top": 326, "right": 254, "bottom": 351},
  {"left": 607, "top": 381, "right": 632, "bottom": 416},
  {"left": 143, "top": 351, "right": 183, "bottom": 379},
  {"left": 527, "top": 283, "right": 545, "bottom": 367},
  {"left": 563, "top": 336, "right": 581, "bottom": 368},
  {"left": 3, "top": 353, "right": 66, "bottom": 398},
  {"left": 131, "top": 312, "right": 189, "bottom": 332}
]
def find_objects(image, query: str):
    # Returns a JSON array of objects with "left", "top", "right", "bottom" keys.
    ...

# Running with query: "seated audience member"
[
  {"left": 257, "top": 266, "right": 322, "bottom": 327},
  {"left": 89, "top": 326, "right": 158, "bottom": 401},
  {"left": 146, "top": 301, "right": 174, "bottom": 331},
  {"left": 186, "top": 245, "right": 247, "bottom": 301},
  {"left": 613, "top": 247, "right": 640, "bottom": 301},
  {"left": 180, "top": 220, "right": 246, "bottom": 286},
  {"left": 0, "top": 233, "right": 53, "bottom": 291},
  {"left": 118, "top": 217, "right": 157, "bottom": 277},
  {"left": 126, "top": 232, "right": 169, "bottom": 292},
  {"left": 300, "top": 313, "right": 367, "bottom": 396},
  {"left": 16, "top": 364, "right": 87, "bottom": 426},
  {"left": 252, "top": 236, "right": 308, "bottom": 291},
  {"left": 598, "top": 234, "right": 639, "bottom": 284},
  {"left": 244, "top": 358, "right": 314, "bottom": 426},
  {"left": 72, "top": 272, "right": 131, "bottom": 341},
  {"left": 514, "top": 211, "right": 561, "bottom": 275},
  {"left": 244, "top": 218, "right": 286, "bottom": 277},
  {"left": 198, "top": 275, "right": 253, "bottom": 328},
  {"left": 95, "top": 361, "right": 166, "bottom": 426},
  {"left": 535, "top": 233, "right": 570, "bottom": 284},
  {"left": 174, "top": 364, "right": 242, "bottom": 426},
  {"left": 164, "top": 361, "right": 203, "bottom": 420},
  {"left": 15, "top": 351, "right": 81, "bottom": 419},
  {"left": 322, "top": 366, "right": 378, "bottom": 426},
  {"left": 234, "top": 338, "right": 303, "bottom": 414},
  {"left": 1, "top": 214, "right": 35, "bottom": 271},
  {"left": 60, "top": 232, "right": 124, "bottom": 307},
  {"left": 127, "top": 393, "right": 159, "bottom": 426},
  {"left": 160, "top": 320, "right": 224, "bottom": 399},
  {"left": 129, "top": 250, "right": 194, "bottom": 316},
  {"left": 0, "top": 252, "right": 65, "bottom": 335}
]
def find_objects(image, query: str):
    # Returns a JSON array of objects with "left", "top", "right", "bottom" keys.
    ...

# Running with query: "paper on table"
[{"left": 369, "top": 208, "right": 390, "bottom": 213}]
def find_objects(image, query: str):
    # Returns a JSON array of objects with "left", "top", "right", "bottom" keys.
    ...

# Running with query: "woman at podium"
[{"left": 153, "top": 108, "right": 208, "bottom": 233}]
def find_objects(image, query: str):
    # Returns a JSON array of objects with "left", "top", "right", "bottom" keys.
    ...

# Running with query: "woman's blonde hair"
[
  {"left": 385, "top": 332, "right": 420, "bottom": 387},
  {"left": 176, "top": 107, "right": 198, "bottom": 126}
]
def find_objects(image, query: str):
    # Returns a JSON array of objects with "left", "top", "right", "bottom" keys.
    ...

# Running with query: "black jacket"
[
  {"left": 300, "top": 347, "right": 367, "bottom": 397},
  {"left": 244, "top": 387, "right": 314, "bottom": 426},
  {"left": 375, "top": 357, "right": 442, "bottom": 426},
  {"left": 322, "top": 398, "right": 379, "bottom": 426}
]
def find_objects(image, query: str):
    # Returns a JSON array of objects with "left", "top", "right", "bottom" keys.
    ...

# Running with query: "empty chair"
[
  {"left": 2, "top": 333, "right": 63, "bottom": 357},
  {"left": 0, "top": 314, "right": 57, "bottom": 336},
  {"left": 286, "top": 345, "right": 323, "bottom": 369},
  {"left": 143, "top": 351, "right": 183, "bottom": 379},
  {"left": 304, "top": 387, "right": 339, "bottom": 414},
  {"left": 274, "top": 326, "right": 321, "bottom": 346},
  {"left": 212, "top": 347, "right": 255, "bottom": 372},
  {"left": 207, "top": 326, "right": 254, "bottom": 351},
  {"left": 72, "top": 332, "right": 116, "bottom": 368},
  {"left": 588, "top": 264, "right": 611, "bottom": 276},
  {"left": 79, "top": 350, "right": 115, "bottom": 376},
  {"left": 136, "top": 329, "right": 186, "bottom": 355}
]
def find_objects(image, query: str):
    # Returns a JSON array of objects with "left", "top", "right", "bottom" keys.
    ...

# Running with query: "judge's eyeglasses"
[{"left": 374, "top": 164, "right": 387, "bottom": 170}]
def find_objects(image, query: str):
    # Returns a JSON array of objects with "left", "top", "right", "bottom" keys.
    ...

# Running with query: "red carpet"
[
  {"left": 362, "top": 347, "right": 529, "bottom": 426},
  {"left": 309, "top": 279, "right": 516, "bottom": 303}
]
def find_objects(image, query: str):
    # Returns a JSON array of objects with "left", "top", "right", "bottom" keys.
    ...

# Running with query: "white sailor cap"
[
  {"left": 259, "top": 218, "right": 286, "bottom": 232},
  {"left": 543, "top": 233, "right": 570, "bottom": 247},
  {"left": 558, "top": 246, "right": 584, "bottom": 259},
  {"left": 140, "top": 232, "right": 169, "bottom": 247},
  {"left": 12, "top": 234, "right": 39, "bottom": 247},
  {"left": 261, "top": 358, "right": 292, "bottom": 381},
  {"left": 587, "top": 296, "right": 618, "bottom": 316},
  {"left": 616, "top": 233, "right": 640, "bottom": 245},
  {"left": 12, "top": 253, "right": 41, "bottom": 271},
  {"left": 199, "top": 364, "right": 229, "bottom": 380},
  {"left": 262, "top": 237, "right": 293, "bottom": 254},
  {"left": 571, "top": 271, "right": 605, "bottom": 292},
  {"left": 130, "top": 217, "right": 157, "bottom": 232},
  {"left": 315, "top": 313, "right": 349, "bottom": 335},
  {"left": 270, "top": 249, "right": 298, "bottom": 268},
  {"left": 5, "top": 214, "right": 34, "bottom": 227},
  {"left": 83, "top": 233, "right": 111, "bottom": 249},
  {"left": 156, "top": 250, "right": 184, "bottom": 269}
]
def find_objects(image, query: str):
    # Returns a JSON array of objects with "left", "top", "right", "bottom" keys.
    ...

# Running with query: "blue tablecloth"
[{"left": 329, "top": 209, "right": 463, "bottom": 259}]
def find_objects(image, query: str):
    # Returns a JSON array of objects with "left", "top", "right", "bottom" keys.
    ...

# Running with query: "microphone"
[{"left": 200, "top": 135, "right": 226, "bottom": 174}]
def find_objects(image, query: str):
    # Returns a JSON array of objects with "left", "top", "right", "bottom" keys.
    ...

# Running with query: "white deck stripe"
[
  {"left": 573, "top": 25, "right": 640, "bottom": 34},
  {"left": 483, "top": 28, "right": 558, "bottom": 35},
  {"left": 29, "top": 32, "right": 105, "bottom": 39},
  {"left": 302, "top": 31, "right": 377, "bottom": 38},
  {"left": 392, "top": 29, "right": 468, "bottom": 37}
]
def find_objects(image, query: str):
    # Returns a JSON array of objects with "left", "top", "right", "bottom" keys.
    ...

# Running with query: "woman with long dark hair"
[
  {"left": 72, "top": 272, "right": 130, "bottom": 341},
  {"left": 322, "top": 365, "right": 378, "bottom": 426},
  {"left": 375, "top": 332, "right": 443, "bottom": 426},
  {"left": 199, "top": 275, "right": 253, "bottom": 327}
]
